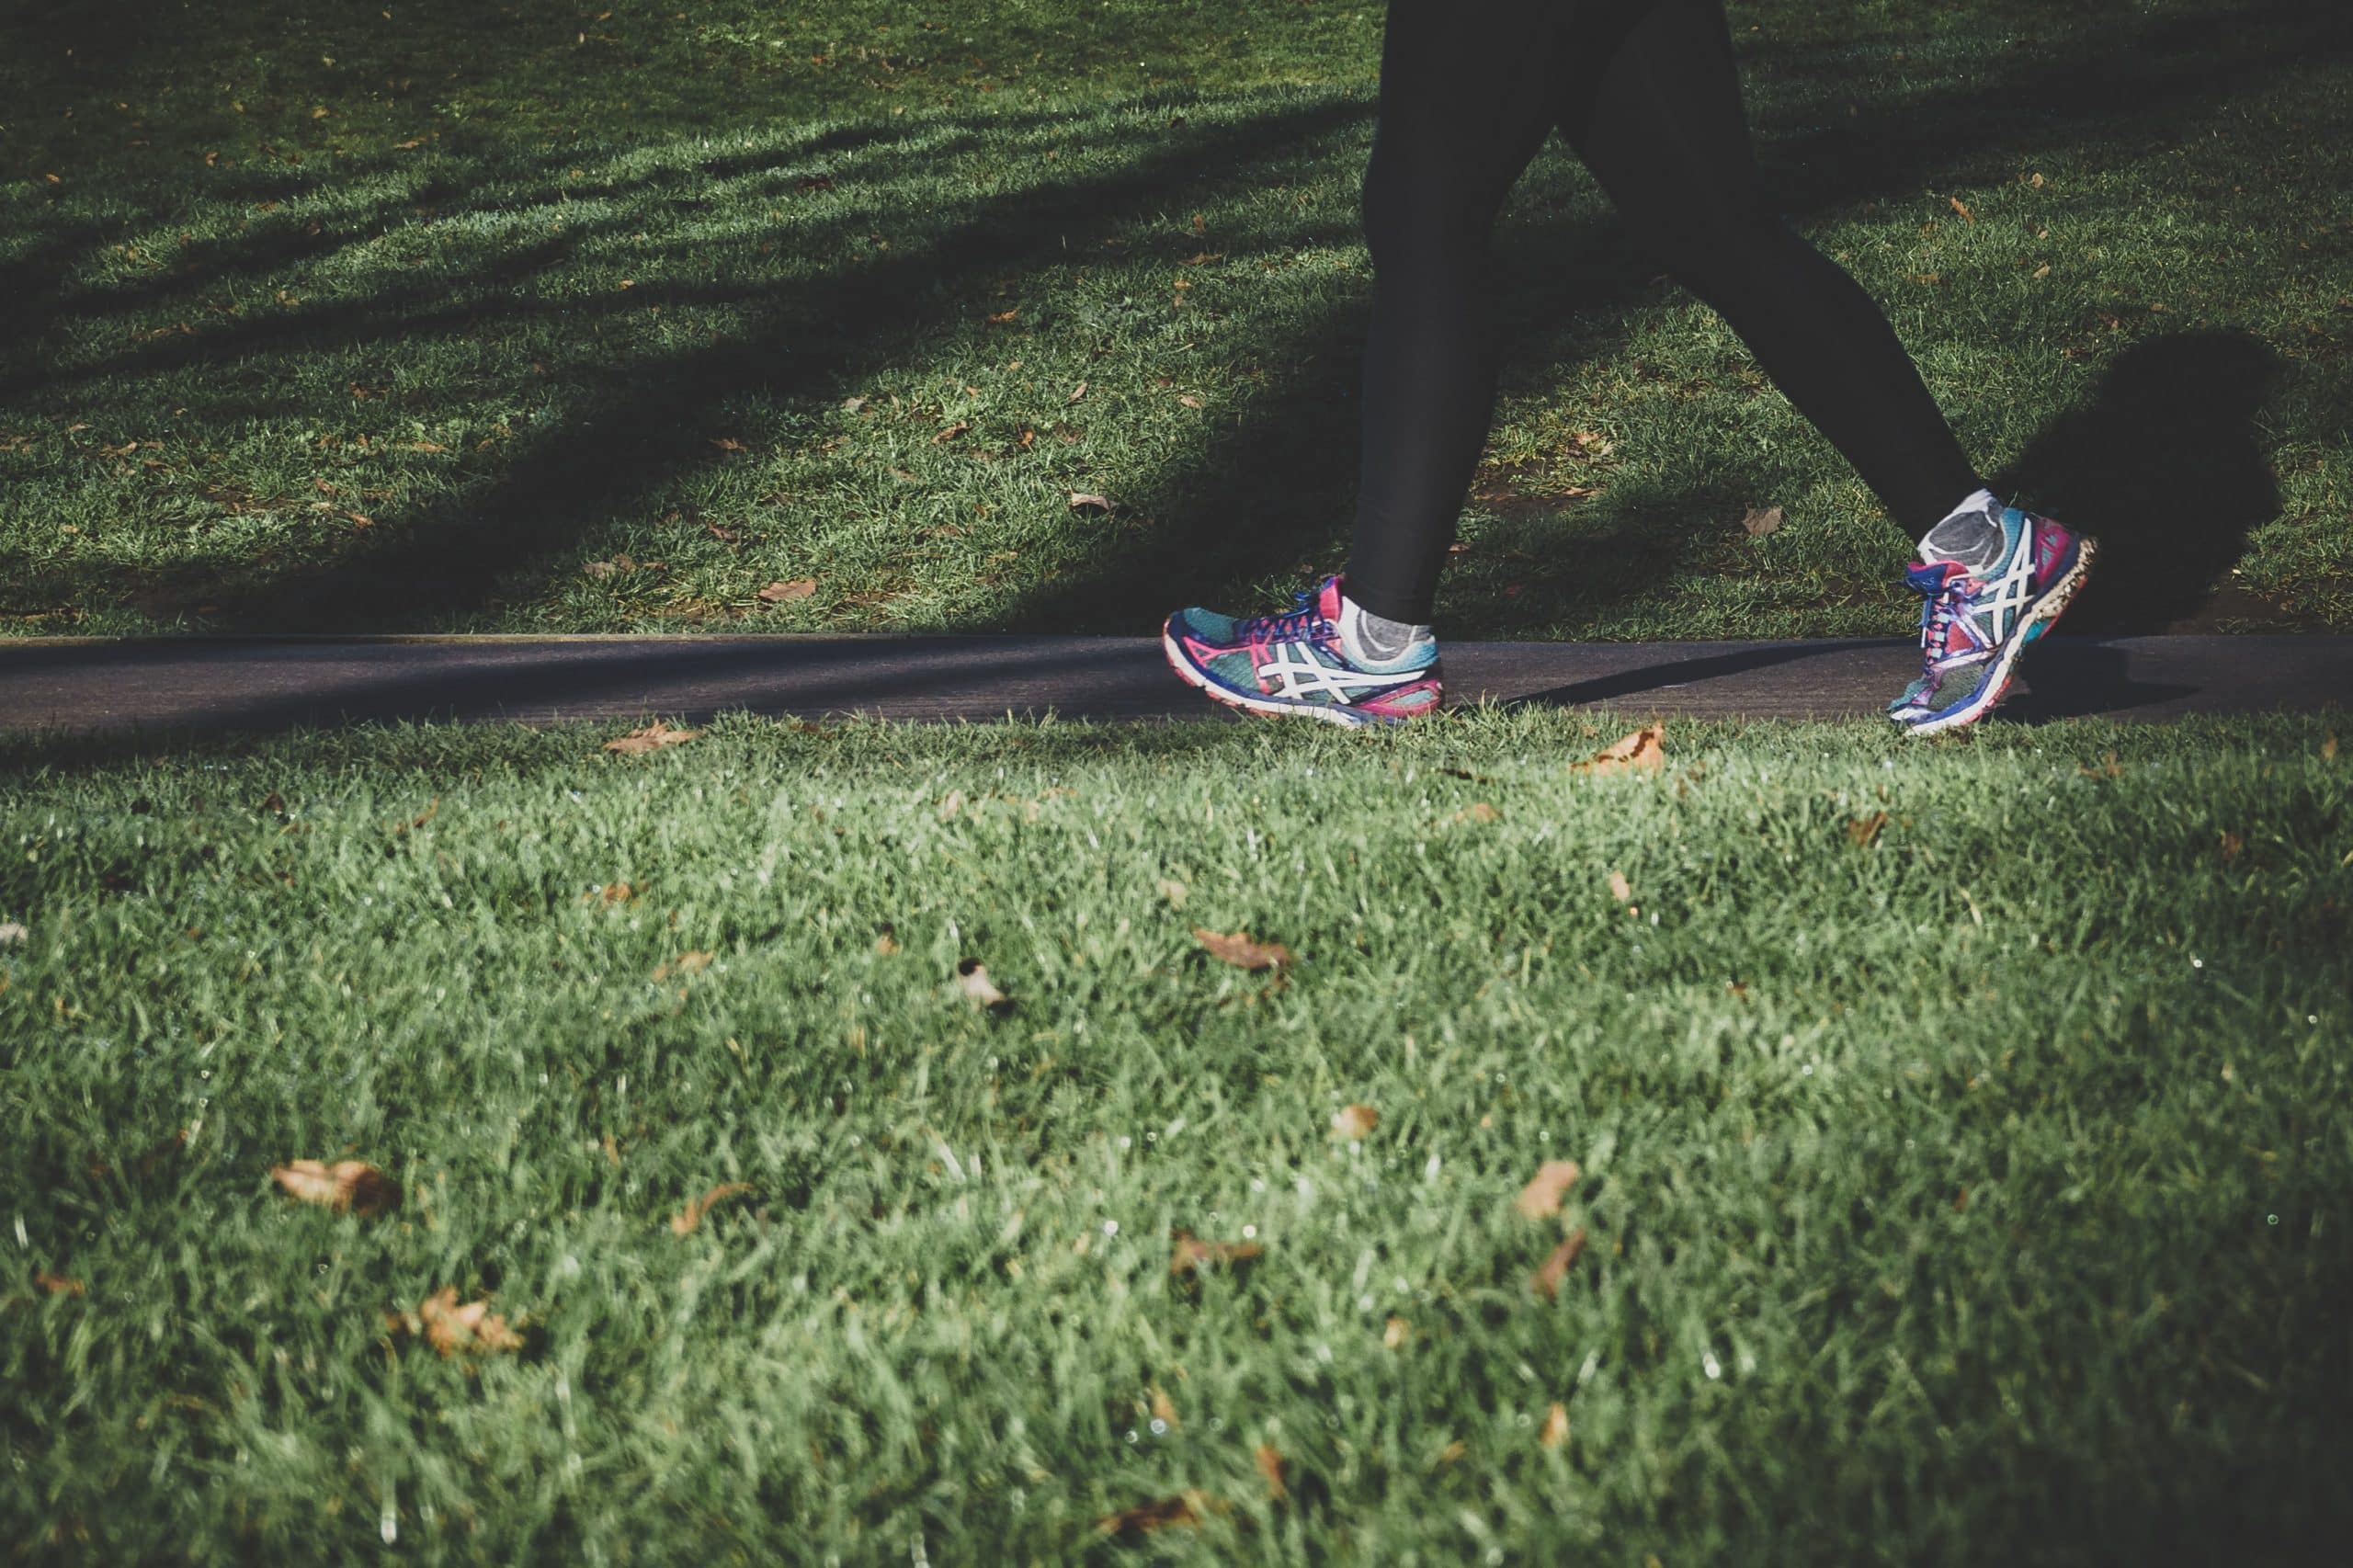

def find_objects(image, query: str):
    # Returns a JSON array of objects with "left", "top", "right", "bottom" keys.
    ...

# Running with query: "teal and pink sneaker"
[
  {"left": 1163, "top": 574, "right": 1442, "bottom": 726},
  {"left": 1889, "top": 505, "right": 2097, "bottom": 736}
]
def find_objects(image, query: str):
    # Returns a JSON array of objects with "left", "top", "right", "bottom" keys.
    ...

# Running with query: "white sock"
[
  {"left": 1917, "top": 487, "right": 2005, "bottom": 569},
  {"left": 1337, "top": 592, "right": 1435, "bottom": 668}
]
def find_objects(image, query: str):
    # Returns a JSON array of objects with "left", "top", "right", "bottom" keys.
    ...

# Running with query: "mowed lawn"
[
  {"left": 2, "top": 0, "right": 2350, "bottom": 640},
  {"left": 3, "top": 712, "right": 2348, "bottom": 1557}
]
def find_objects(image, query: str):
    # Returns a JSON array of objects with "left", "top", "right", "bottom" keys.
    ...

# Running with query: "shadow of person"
[{"left": 1993, "top": 327, "right": 2283, "bottom": 635}]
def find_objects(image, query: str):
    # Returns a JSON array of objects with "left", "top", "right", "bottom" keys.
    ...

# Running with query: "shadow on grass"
[{"left": 1, "top": 0, "right": 2345, "bottom": 638}]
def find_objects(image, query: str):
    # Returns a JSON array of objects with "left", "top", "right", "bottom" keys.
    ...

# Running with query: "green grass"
[
  {"left": 4, "top": 710, "right": 2348, "bottom": 1558},
  {"left": 3, "top": 0, "right": 2349, "bottom": 638}
]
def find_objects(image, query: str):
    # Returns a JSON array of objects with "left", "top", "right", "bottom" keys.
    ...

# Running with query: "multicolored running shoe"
[
  {"left": 1888, "top": 504, "right": 2097, "bottom": 736},
  {"left": 1163, "top": 574, "right": 1442, "bottom": 726}
]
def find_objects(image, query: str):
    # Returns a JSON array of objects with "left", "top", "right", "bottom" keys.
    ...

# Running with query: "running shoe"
[
  {"left": 1162, "top": 574, "right": 1442, "bottom": 726},
  {"left": 1888, "top": 504, "right": 2097, "bottom": 736}
]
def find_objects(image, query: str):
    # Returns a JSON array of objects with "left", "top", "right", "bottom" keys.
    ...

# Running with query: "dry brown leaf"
[
  {"left": 271, "top": 1159, "right": 402, "bottom": 1218},
  {"left": 957, "top": 958, "right": 1011, "bottom": 1010},
  {"left": 2322, "top": 734, "right": 2338, "bottom": 762},
  {"left": 1949, "top": 194, "right": 1976, "bottom": 223},
  {"left": 1740, "top": 505, "right": 1784, "bottom": 537},
  {"left": 651, "top": 949, "right": 714, "bottom": 981},
  {"left": 1607, "top": 869, "right": 1632, "bottom": 904},
  {"left": 1330, "top": 1103, "right": 1379, "bottom": 1142},
  {"left": 671, "top": 1180, "right": 755, "bottom": 1235},
  {"left": 35, "top": 1270, "right": 85, "bottom": 1297},
  {"left": 1177, "top": 394, "right": 1202, "bottom": 409},
  {"left": 874, "top": 931, "right": 901, "bottom": 956},
  {"left": 1066, "top": 490, "right": 1113, "bottom": 514},
  {"left": 1539, "top": 1402, "right": 1569, "bottom": 1448},
  {"left": 1256, "top": 1443, "right": 1288, "bottom": 1500},
  {"left": 1193, "top": 927, "right": 1291, "bottom": 971},
  {"left": 2032, "top": 263, "right": 2052, "bottom": 279},
  {"left": 1529, "top": 1226, "right": 1589, "bottom": 1300},
  {"left": 604, "top": 722, "right": 701, "bottom": 756},
  {"left": 594, "top": 880, "right": 634, "bottom": 905},
  {"left": 758, "top": 578, "right": 817, "bottom": 604},
  {"left": 1151, "top": 1385, "right": 1180, "bottom": 1428},
  {"left": 1847, "top": 811, "right": 1889, "bottom": 848},
  {"left": 932, "top": 421, "right": 971, "bottom": 444},
  {"left": 1169, "top": 1228, "right": 1264, "bottom": 1276},
  {"left": 1066, "top": 381, "right": 1088, "bottom": 404},
  {"left": 1383, "top": 1315, "right": 1412, "bottom": 1349},
  {"left": 987, "top": 307, "right": 1018, "bottom": 324},
  {"left": 416, "top": 1287, "right": 523, "bottom": 1356},
  {"left": 1514, "top": 1159, "right": 1582, "bottom": 1221},
  {"left": 842, "top": 395, "right": 868, "bottom": 413},
  {"left": 1572, "top": 724, "right": 1665, "bottom": 776},
  {"left": 1454, "top": 801, "right": 1500, "bottom": 824},
  {"left": 710, "top": 436, "right": 747, "bottom": 452},
  {"left": 1096, "top": 1493, "right": 1207, "bottom": 1538}
]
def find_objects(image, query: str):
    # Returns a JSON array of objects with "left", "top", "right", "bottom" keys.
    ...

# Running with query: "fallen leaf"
[
  {"left": 652, "top": 949, "right": 714, "bottom": 981},
  {"left": 1529, "top": 1226, "right": 1589, "bottom": 1299},
  {"left": 957, "top": 958, "right": 1011, "bottom": 1010},
  {"left": 1152, "top": 1386, "right": 1180, "bottom": 1428},
  {"left": 1571, "top": 724, "right": 1665, "bottom": 776},
  {"left": 1454, "top": 801, "right": 1500, "bottom": 824},
  {"left": 842, "top": 395, "right": 868, "bottom": 413},
  {"left": 415, "top": 1287, "right": 523, "bottom": 1356},
  {"left": 1330, "top": 1103, "right": 1379, "bottom": 1141},
  {"left": 2029, "top": 171, "right": 2046, "bottom": 188},
  {"left": 987, "top": 307, "right": 1018, "bottom": 324},
  {"left": 1066, "top": 381, "right": 1088, "bottom": 404},
  {"left": 1066, "top": 491, "right": 1114, "bottom": 514},
  {"left": 1256, "top": 1443, "right": 1288, "bottom": 1501},
  {"left": 1515, "top": 1159, "right": 1582, "bottom": 1221},
  {"left": 604, "top": 722, "right": 701, "bottom": 756},
  {"left": 594, "top": 881, "right": 634, "bottom": 904},
  {"left": 874, "top": 931, "right": 900, "bottom": 956},
  {"left": 1015, "top": 427, "right": 1035, "bottom": 449},
  {"left": 1169, "top": 1228, "right": 1264, "bottom": 1276},
  {"left": 271, "top": 1159, "right": 402, "bottom": 1217},
  {"left": 932, "top": 421, "right": 971, "bottom": 444},
  {"left": 2321, "top": 734, "right": 2337, "bottom": 762},
  {"left": 1847, "top": 811, "right": 1889, "bottom": 848},
  {"left": 670, "top": 1180, "right": 754, "bottom": 1235},
  {"left": 35, "top": 1270, "right": 85, "bottom": 1297},
  {"left": 2219, "top": 830, "right": 2245, "bottom": 860},
  {"left": 1607, "top": 869, "right": 1631, "bottom": 904},
  {"left": 1949, "top": 195, "right": 1975, "bottom": 223},
  {"left": 1383, "top": 1315, "right": 1412, "bottom": 1349},
  {"left": 1539, "top": 1402, "right": 1569, "bottom": 1448},
  {"left": 758, "top": 578, "right": 817, "bottom": 604},
  {"left": 1156, "top": 878, "right": 1188, "bottom": 909},
  {"left": 583, "top": 559, "right": 620, "bottom": 580},
  {"left": 2033, "top": 263, "right": 2052, "bottom": 279},
  {"left": 1095, "top": 1493, "right": 1206, "bottom": 1538},
  {"left": 1193, "top": 927, "right": 1291, "bottom": 971},
  {"left": 710, "top": 436, "right": 747, "bottom": 452},
  {"left": 1177, "top": 394, "right": 1201, "bottom": 409},
  {"left": 1740, "top": 505, "right": 1783, "bottom": 537}
]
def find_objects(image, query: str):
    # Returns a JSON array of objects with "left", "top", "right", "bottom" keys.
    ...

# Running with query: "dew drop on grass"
[
  {"left": 1148, "top": 1418, "right": 1168, "bottom": 1437},
  {"left": 1703, "top": 1353, "right": 1722, "bottom": 1380},
  {"left": 2268, "top": 1214, "right": 2279, "bottom": 1225},
  {"left": 1101, "top": 1220, "right": 1118, "bottom": 1236},
  {"left": 1242, "top": 1224, "right": 1257, "bottom": 1239}
]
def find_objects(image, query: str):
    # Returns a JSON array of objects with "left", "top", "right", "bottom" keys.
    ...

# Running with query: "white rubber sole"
[
  {"left": 1160, "top": 626, "right": 1423, "bottom": 728},
  {"left": 1900, "top": 536, "right": 2098, "bottom": 738}
]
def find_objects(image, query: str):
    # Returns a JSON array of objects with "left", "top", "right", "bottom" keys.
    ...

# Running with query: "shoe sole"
[
  {"left": 1900, "top": 536, "right": 2098, "bottom": 738},
  {"left": 1160, "top": 625, "right": 1429, "bottom": 728}
]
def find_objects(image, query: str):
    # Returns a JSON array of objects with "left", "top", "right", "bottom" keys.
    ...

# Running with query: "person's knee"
[
  {"left": 1620, "top": 187, "right": 1792, "bottom": 292},
  {"left": 1361, "top": 142, "right": 1500, "bottom": 270}
]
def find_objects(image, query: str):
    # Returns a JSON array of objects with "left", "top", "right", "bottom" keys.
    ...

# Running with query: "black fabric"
[{"left": 1344, "top": 0, "right": 1987, "bottom": 624}]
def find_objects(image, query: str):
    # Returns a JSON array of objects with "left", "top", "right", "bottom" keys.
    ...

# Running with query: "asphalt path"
[{"left": 0, "top": 633, "right": 2344, "bottom": 735}]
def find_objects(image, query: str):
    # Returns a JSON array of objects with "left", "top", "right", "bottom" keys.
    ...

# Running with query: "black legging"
[{"left": 1346, "top": 0, "right": 1986, "bottom": 624}]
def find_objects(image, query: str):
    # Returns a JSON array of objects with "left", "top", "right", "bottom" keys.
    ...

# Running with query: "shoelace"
[
  {"left": 1240, "top": 588, "right": 1326, "bottom": 645},
  {"left": 1916, "top": 574, "right": 1975, "bottom": 666}
]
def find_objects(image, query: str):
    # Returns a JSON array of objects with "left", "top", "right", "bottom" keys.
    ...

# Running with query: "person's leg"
[
  {"left": 1341, "top": 0, "right": 1574, "bottom": 630},
  {"left": 1557, "top": 0, "right": 1989, "bottom": 544}
]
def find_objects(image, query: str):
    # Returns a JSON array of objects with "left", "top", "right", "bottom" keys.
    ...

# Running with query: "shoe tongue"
[{"left": 1903, "top": 559, "right": 1968, "bottom": 595}]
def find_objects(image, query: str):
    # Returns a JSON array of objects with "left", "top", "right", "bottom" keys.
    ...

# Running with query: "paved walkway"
[{"left": 1, "top": 634, "right": 2345, "bottom": 733}]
